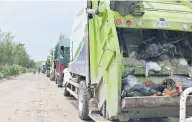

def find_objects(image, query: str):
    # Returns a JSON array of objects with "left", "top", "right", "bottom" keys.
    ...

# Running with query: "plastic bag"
[{"left": 121, "top": 75, "right": 156, "bottom": 97}]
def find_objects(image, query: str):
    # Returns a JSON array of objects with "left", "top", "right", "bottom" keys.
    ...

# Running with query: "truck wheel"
[
  {"left": 55, "top": 78, "right": 57, "bottom": 84},
  {"left": 50, "top": 73, "right": 55, "bottom": 81},
  {"left": 50, "top": 76, "right": 54, "bottom": 81},
  {"left": 63, "top": 86, "right": 70, "bottom": 96},
  {"left": 57, "top": 78, "right": 62, "bottom": 87},
  {"left": 46, "top": 71, "right": 49, "bottom": 77},
  {"left": 50, "top": 75, "right": 53, "bottom": 81},
  {"left": 78, "top": 81, "right": 91, "bottom": 120}
]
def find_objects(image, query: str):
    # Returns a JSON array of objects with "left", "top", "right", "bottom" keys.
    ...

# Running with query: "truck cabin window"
[{"left": 60, "top": 46, "right": 64, "bottom": 56}]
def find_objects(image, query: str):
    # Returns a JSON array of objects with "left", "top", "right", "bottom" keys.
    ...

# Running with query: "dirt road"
[{"left": 0, "top": 73, "right": 90, "bottom": 122}]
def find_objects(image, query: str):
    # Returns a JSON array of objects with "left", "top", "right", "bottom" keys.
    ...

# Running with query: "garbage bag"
[
  {"left": 145, "top": 61, "right": 162, "bottom": 77},
  {"left": 121, "top": 75, "right": 156, "bottom": 97},
  {"left": 137, "top": 43, "right": 176, "bottom": 60},
  {"left": 171, "top": 75, "right": 192, "bottom": 90},
  {"left": 162, "top": 78, "right": 177, "bottom": 90},
  {"left": 144, "top": 80, "right": 165, "bottom": 93}
]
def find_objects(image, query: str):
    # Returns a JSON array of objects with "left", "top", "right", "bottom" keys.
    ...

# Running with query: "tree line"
[{"left": 0, "top": 29, "right": 36, "bottom": 68}]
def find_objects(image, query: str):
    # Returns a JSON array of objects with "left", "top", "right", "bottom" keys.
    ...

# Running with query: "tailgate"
[{"left": 121, "top": 96, "right": 192, "bottom": 119}]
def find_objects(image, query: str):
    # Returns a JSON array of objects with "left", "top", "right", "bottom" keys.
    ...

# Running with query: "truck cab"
[
  {"left": 63, "top": 0, "right": 192, "bottom": 121},
  {"left": 54, "top": 38, "right": 70, "bottom": 87}
]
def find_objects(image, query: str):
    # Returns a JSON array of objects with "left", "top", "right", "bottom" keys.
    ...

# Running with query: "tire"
[
  {"left": 78, "top": 81, "right": 91, "bottom": 120},
  {"left": 63, "top": 86, "right": 70, "bottom": 96},
  {"left": 57, "top": 77, "right": 62, "bottom": 87},
  {"left": 47, "top": 73, "right": 50, "bottom": 77},
  {"left": 55, "top": 76, "right": 58, "bottom": 84},
  {"left": 50, "top": 75, "right": 54, "bottom": 81}
]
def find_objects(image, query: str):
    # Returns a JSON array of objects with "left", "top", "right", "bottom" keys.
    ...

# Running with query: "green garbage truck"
[
  {"left": 49, "top": 48, "right": 56, "bottom": 81},
  {"left": 45, "top": 55, "right": 51, "bottom": 77},
  {"left": 62, "top": 0, "right": 192, "bottom": 121}
]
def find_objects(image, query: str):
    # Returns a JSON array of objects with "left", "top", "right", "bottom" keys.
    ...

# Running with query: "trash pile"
[
  {"left": 121, "top": 30, "right": 192, "bottom": 97},
  {"left": 137, "top": 43, "right": 177, "bottom": 60},
  {"left": 136, "top": 30, "right": 192, "bottom": 62},
  {"left": 121, "top": 75, "right": 192, "bottom": 97}
]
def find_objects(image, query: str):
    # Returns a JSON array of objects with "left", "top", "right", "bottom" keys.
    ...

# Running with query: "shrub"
[
  {"left": 0, "top": 72, "right": 4, "bottom": 79},
  {"left": 0, "top": 65, "right": 32, "bottom": 79}
]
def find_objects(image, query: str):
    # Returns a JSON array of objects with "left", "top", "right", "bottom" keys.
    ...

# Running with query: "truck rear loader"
[{"left": 63, "top": 0, "right": 192, "bottom": 121}]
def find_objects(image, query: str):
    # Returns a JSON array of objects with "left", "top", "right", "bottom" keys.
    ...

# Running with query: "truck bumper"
[{"left": 120, "top": 95, "right": 192, "bottom": 119}]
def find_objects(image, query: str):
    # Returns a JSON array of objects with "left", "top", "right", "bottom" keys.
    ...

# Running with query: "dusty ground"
[{"left": 0, "top": 73, "right": 91, "bottom": 122}]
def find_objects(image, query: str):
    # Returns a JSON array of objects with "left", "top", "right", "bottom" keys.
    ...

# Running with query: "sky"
[{"left": 0, "top": 1, "right": 81, "bottom": 61}]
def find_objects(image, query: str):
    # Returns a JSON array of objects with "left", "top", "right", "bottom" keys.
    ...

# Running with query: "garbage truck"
[
  {"left": 49, "top": 48, "right": 56, "bottom": 81},
  {"left": 54, "top": 37, "right": 70, "bottom": 87},
  {"left": 41, "top": 62, "right": 46, "bottom": 73},
  {"left": 62, "top": 0, "right": 192, "bottom": 121},
  {"left": 42, "top": 64, "right": 46, "bottom": 74},
  {"left": 45, "top": 55, "right": 51, "bottom": 77}
]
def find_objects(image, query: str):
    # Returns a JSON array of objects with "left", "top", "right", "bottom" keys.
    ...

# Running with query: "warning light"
[
  {"left": 115, "top": 19, "right": 122, "bottom": 25},
  {"left": 126, "top": 19, "right": 132, "bottom": 26}
]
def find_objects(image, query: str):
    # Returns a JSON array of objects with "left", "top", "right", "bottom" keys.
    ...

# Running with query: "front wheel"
[
  {"left": 46, "top": 70, "right": 50, "bottom": 77},
  {"left": 78, "top": 81, "right": 91, "bottom": 120},
  {"left": 56, "top": 77, "right": 63, "bottom": 87},
  {"left": 50, "top": 75, "right": 55, "bottom": 81}
]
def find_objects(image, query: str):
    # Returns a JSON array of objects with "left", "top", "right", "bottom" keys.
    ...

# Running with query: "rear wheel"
[
  {"left": 55, "top": 76, "right": 57, "bottom": 84},
  {"left": 50, "top": 74, "right": 54, "bottom": 81},
  {"left": 46, "top": 70, "right": 50, "bottom": 77},
  {"left": 78, "top": 81, "right": 91, "bottom": 120},
  {"left": 63, "top": 86, "right": 70, "bottom": 96}
]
